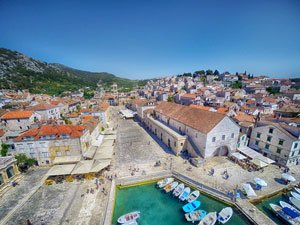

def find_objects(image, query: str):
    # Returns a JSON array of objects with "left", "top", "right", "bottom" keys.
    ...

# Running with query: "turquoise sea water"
[
  {"left": 255, "top": 193, "right": 289, "bottom": 225},
  {"left": 112, "top": 182, "right": 253, "bottom": 225}
]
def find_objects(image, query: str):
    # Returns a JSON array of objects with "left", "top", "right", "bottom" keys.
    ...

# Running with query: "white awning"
[
  {"left": 83, "top": 146, "right": 98, "bottom": 159},
  {"left": 231, "top": 152, "right": 247, "bottom": 161},
  {"left": 53, "top": 156, "right": 81, "bottom": 165},
  {"left": 251, "top": 158, "right": 268, "bottom": 168},
  {"left": 94, "top": 146, "right": 114, "bottom": 160},
  {"left": 46, "top": 164, "right": 76, "bottom": 176},
  {"left": 238, "top": 147, "right": 274, "bottom": 165}
]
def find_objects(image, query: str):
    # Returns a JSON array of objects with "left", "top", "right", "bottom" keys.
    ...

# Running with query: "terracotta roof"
[
  {"left": 155, "top": 102, "right": 225, "bottom": 134},
  {"left": 81, "top": 115, "right": 94, "bottom": 123},
  {"left": 29, "top": 103, "right": 57, "bottom": 111},
  {"left": 181, "top": 93, "right": 197, "bottom": 99},
  {"left": 98, "top": 101, "right": 109, "bottom": 111},
  {"left": 0, "top": 129, "right": 5, "bottom": 137},
  {"left": 190, "top": 105, "right": 212, "bottom": 111},
  {"left": 234, "top": 111, "right": 255, "bottom": 123},
  {"left": 15, "top": 124, "right": 87, "bottom": 141},
  {"left": 217, "top": 107, "right": 229, "bottom": 115},
  {"left": 1, "top": 111, "right": 33, "bottom": 120}
]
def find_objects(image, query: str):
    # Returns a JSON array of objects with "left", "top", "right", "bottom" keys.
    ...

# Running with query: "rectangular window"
[
  {"left": 294, "top": 143, "right": 298, "bottom": 149},
  {"left": 265, "top": 144, "right": 270, "bottom": 150},
  {"left": 267, "top": 136, "right": 272, "bottom": 142},
  {"left": 276, "top": 148, "right": 282, "bottom": 154},
  {"left": 222, "top": 135, "right": 225, "bottom": 140},
  {"left": 269, "top": 128, "right": 274, "bottom": 134},
  {"left": 195, "top": 133, "right": 197, "bottom": 138},
  {"left": 256, "top": 133, "right": 261, "bottom": 138},
  {"left": 212, "top": 137, "right": 216, "bottom": 142},
  {"left": 231, "top": 133, "right": 234, "bottom": 138},
  {"left": 278, "top": 139, "right": 284, "bottom": 146},
  {"left": 255, "top": 140, "right": 259, "bottom": 146}
]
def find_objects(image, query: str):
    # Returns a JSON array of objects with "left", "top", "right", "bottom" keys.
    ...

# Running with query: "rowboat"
[
  {"left": 290, "top": 197, "right": 300, "bottom": 211},
  {"left": 198, "top": 212, "right": 217, "bottom": 225},
  {"left": 182, "top": 200, "right": 201, "bottom": 213},
  {"left": 157, "top": 178, "right": 174, "bottom": 188},
  {"left": 270, "top": 203, "right": 300, "bottom": 225},
  {"left": 173, "top": 183, "right": 185, "bottom": 197},
  {"left": 187, "top": 190, "right": 200, "bottom": 202},
  {"left": 117, "top": 211, "right": 140, "bottom": 224},
  {"left": 179, "top": 187, "right": 191, "bottom": 201},
  {"left": 295, "top": 188, "right": 300, "bottom": 194},
  {"left": 217, "top": 207, "right": 233, "bottom": 224},
  {"left": 185, "top": 210, "right": 207, "bottom": 222},
  {"left": 164, "top": 181, "right": 178, "bottom": 193},
  {"left": 280, "top": 201, "right": 300, "bottom": 215}
]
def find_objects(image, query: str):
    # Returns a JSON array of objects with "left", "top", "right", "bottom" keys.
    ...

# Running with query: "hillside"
[{"left": 0, "top": 48, "right": 147, "bottom": 95}]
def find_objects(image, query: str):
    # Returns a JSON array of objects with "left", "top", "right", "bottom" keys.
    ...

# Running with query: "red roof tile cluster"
[
  {"left": 29, "top": 103, "right": 57, "bottom": 111},
  {"left": 181, "top": 93, "right": 197, "bottom": 99},
  {"left": 1, "top": 111, "right": 33, "bottom": 120},
  {"left": 190, "top": 105, "right": 212, "bottom": 111},
  {"left": 15, "top": 124, "right": 87, "bottom": 141},
  {"left": 98, "top": 101, "right": 110, "bottom": 111},
  {"left": 155, "top": 102, "right": 225, "bottom": 134}
]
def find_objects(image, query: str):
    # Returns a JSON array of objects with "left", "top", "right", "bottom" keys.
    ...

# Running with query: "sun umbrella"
[
  {"left": 254, "top": 178, "right": 267, "bottom": 187},
  {"left": 282, "top": 173, "right": 296, "bottom": 182}
]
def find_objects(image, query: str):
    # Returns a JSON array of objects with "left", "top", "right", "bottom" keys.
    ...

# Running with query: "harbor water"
[{"left": 112, "top": 182, "right": 253, "bottom": 225}]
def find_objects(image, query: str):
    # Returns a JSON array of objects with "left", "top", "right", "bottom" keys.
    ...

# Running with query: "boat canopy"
[{"left": 282, "top": 207, "right": 300, "bottom": 219}]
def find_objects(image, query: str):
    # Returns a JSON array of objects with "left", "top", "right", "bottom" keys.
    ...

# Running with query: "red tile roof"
[
  {"left": 155, "top": 102, "right": 225, "bottom": 134},
  {"left": 15, "top": 124, "right": 87, "bottom": 141},
  {"left": 1, "top": 111, "right": 33, "bottom": 120},
  {"left": 190, "top": 105, "right": 212, "bottom": 111},
  {"left": 98, "top": 101, "right": 110, "bottom": 111},
  {"left": 29, "top": 103, "right": 57, "bottom": 111}
]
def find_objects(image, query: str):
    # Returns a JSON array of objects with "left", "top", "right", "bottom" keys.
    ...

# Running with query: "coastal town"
[{"left": 0, "top": 71, "right": 300, "bottom": 225}]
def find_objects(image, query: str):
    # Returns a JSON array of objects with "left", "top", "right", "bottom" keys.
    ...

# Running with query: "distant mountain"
[{"left": 0, "top": 48, "right": 147, "bottom": 95}]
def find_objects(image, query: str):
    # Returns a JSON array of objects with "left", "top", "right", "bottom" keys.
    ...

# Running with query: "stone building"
[
  {"left": 249, "top": 122, "right": 300, "bottom": 166},
  {"left": 13, "top": 124, "right": 90, "bottom": 165},
  {"left": 28, "top": 103, "right": 61, "bottom": 121},
  {"left": 144, "top": 102, "right": 240, "bottom": 158},
  {"left": 0, "top": 156, "right": 20, "bottom": 195}
]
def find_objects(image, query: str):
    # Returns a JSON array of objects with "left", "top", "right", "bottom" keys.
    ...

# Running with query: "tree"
[
  {"left": 183, "top": 73, "right": 192, "bottom": 77},
  {"left": 230, "top": 81, "right": 242, "bottom": 89},
  {"left": 15, "top": 154, "right": 37, "bottom": 172},
  {"left": 206, "top": 69, "right": 213, "bottom": 75},
  {"left": 167, "top": 96, "right": 174, "bottom": 102},
  {"left": 194, "top": 70, "right": 206, "bottom": 75},
  {"left": 0, "top": 144, "right": 9, "bottom": 156},
  {"left": 266, "top": 87, "right": 280, "bottom": 95},
  {"left": 213, "top": 70, "right": 220, "bottom": 76}
]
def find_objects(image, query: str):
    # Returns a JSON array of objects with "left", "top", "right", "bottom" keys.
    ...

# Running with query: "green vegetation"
[
  {"left": 230, "top": 80, "right": 242, "bottom": 89},
  {"left": 167, "top": 96, "right": 174, "bottom": 102},
  {"left": 15, "top": 153, "right": 37, "bottom": 171},
  {"left": 0, "top": 144, "right": 9, "bottom": 156},
  {"left": 266, "top": 87, "right": 280, "bottom": 94}
]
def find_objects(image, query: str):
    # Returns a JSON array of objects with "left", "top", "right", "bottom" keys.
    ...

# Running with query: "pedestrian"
[{"left": 27, "top": 219, "right": 33, "bottom": 225}]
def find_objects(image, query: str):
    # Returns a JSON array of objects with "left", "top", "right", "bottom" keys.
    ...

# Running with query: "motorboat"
[
  {"left": 270, "top": 203, "right": 300, "bottom": 225},
  {"left": 173, "top": 183, "right": 185, "bottom": 197},
  {"left": 185, "top": 210, "right": 207, "bottom": 223},
  {"left": 280, "top": 201, "right": 300, "bottom": 215},
  {"left": 179, "top": 187, "right": 191, "bottom": 201},
  {"left": 295, "top": 188, "right": 300, "bottom": 194},
  {"left": 290, "top": 197, "right": 300, "bottom": 211},
  {"left": 291, "top": 192, "right": 300, "bottom": 201},
  {"left": 182, "top": 200, "right": 201, "bottom": 213},
  {"left": 164, "top": 181, "right": 178, "bottom": 193},
  {"left": 217, "top": 207, "right": 233, "bottom": 224},
  {"left": 198, "top": 212, "right": 217, "bottom": 225},
  {"left": 187, "top": 190, "right": 200, "bottom": 203},
  {"left": 123, "top": 221, "right": 138, "bottom": 225},
  {"left": 117, "top": 211, "right": 140, "bottom": 224},
  {"left": 157, "top": 177, "right": 174, "bottom": 188}
]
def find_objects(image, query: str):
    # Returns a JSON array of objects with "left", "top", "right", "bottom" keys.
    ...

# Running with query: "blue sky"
[{"left": 0, "top": 0, "right": 300, "bottom": 79}]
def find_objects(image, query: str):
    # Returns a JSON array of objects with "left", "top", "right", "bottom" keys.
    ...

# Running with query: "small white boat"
[
  {"left": 280, "top": 201, "right": 300, "bottom": 215},
  {"left": 157, "top": 177, "right": 174, "bottom": 188},
  {"left": 173, "top": 183, "right": 185, "bottom": 197},
  {"left": 198, "top": 212, "right": 217, "bottom": 225},
  {"left": 295, "top": 188, "right": 300, "bottom": 194},
  {"left": 117, "top": 211, "right": 140, "bottom": 224},
  {"left": 270, "top": 203, "right": 300, "bottom": 225},
  {"left": 291, "top": 192, "right": 300, "bottom": 201},
  {"left": 217, "top": 207, "right": 233, "bottom": 224},
  {"left": 123, "top": 220, "right": 138, "bottom": 225},
  {"left": 187, "top": 190, "right": 200, "bottom": 202},
  {"left": 179, "top": 187, "right": 191, "bottom": 201},
  {"left": 164, "top": 181, "right": 178, "bottom": 193},
  {"left": 290, "top": 197, "right": 300, "bottom": 211}
]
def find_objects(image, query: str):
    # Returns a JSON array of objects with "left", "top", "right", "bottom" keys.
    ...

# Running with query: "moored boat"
[
  {"left": 173, "top": 183, "right": 185, "bottom": 197},
  {"left": 270, "top": 203, "right": 300, "bottom": 225},
  {"left": 185, "top": 210, "right": 207, "bottom": 223},
  {"left": 157, "top": 177, "right": 174, "bottom": 188},
  {"left": 187, "top": 190, "right": 200, "bottom": 203},
  {"left": 182, "top": 200, "right": 201, "bottom": 213},
  {"left": 280, "top": 201, "right": 300, "bottom": 215},
  {"left": 117, "top": 211, "right": 140, "bottom": 224},
  {"left": 217, "top": 207, "right": 233, "bottom": 224},
  {"left": 295, "top": 188, "right": 300, "bottom": 195},
  {"left": 123, "top": 220, "right": 138, "bottom": 225},
  {"left": 164, "top": 181, "right": 178, "bottom": 193},
  {"left": 198, "top": 212, "right": 217, "bottom": 225},
  {"left": 290, "top": 197, "right": 300, "bottom": 211},
  {"left": 179, "top": 187, "right": 191, "bottom": 201},
  {"left": 291, "top": 192, "right": 300, "bottom": 201}
]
